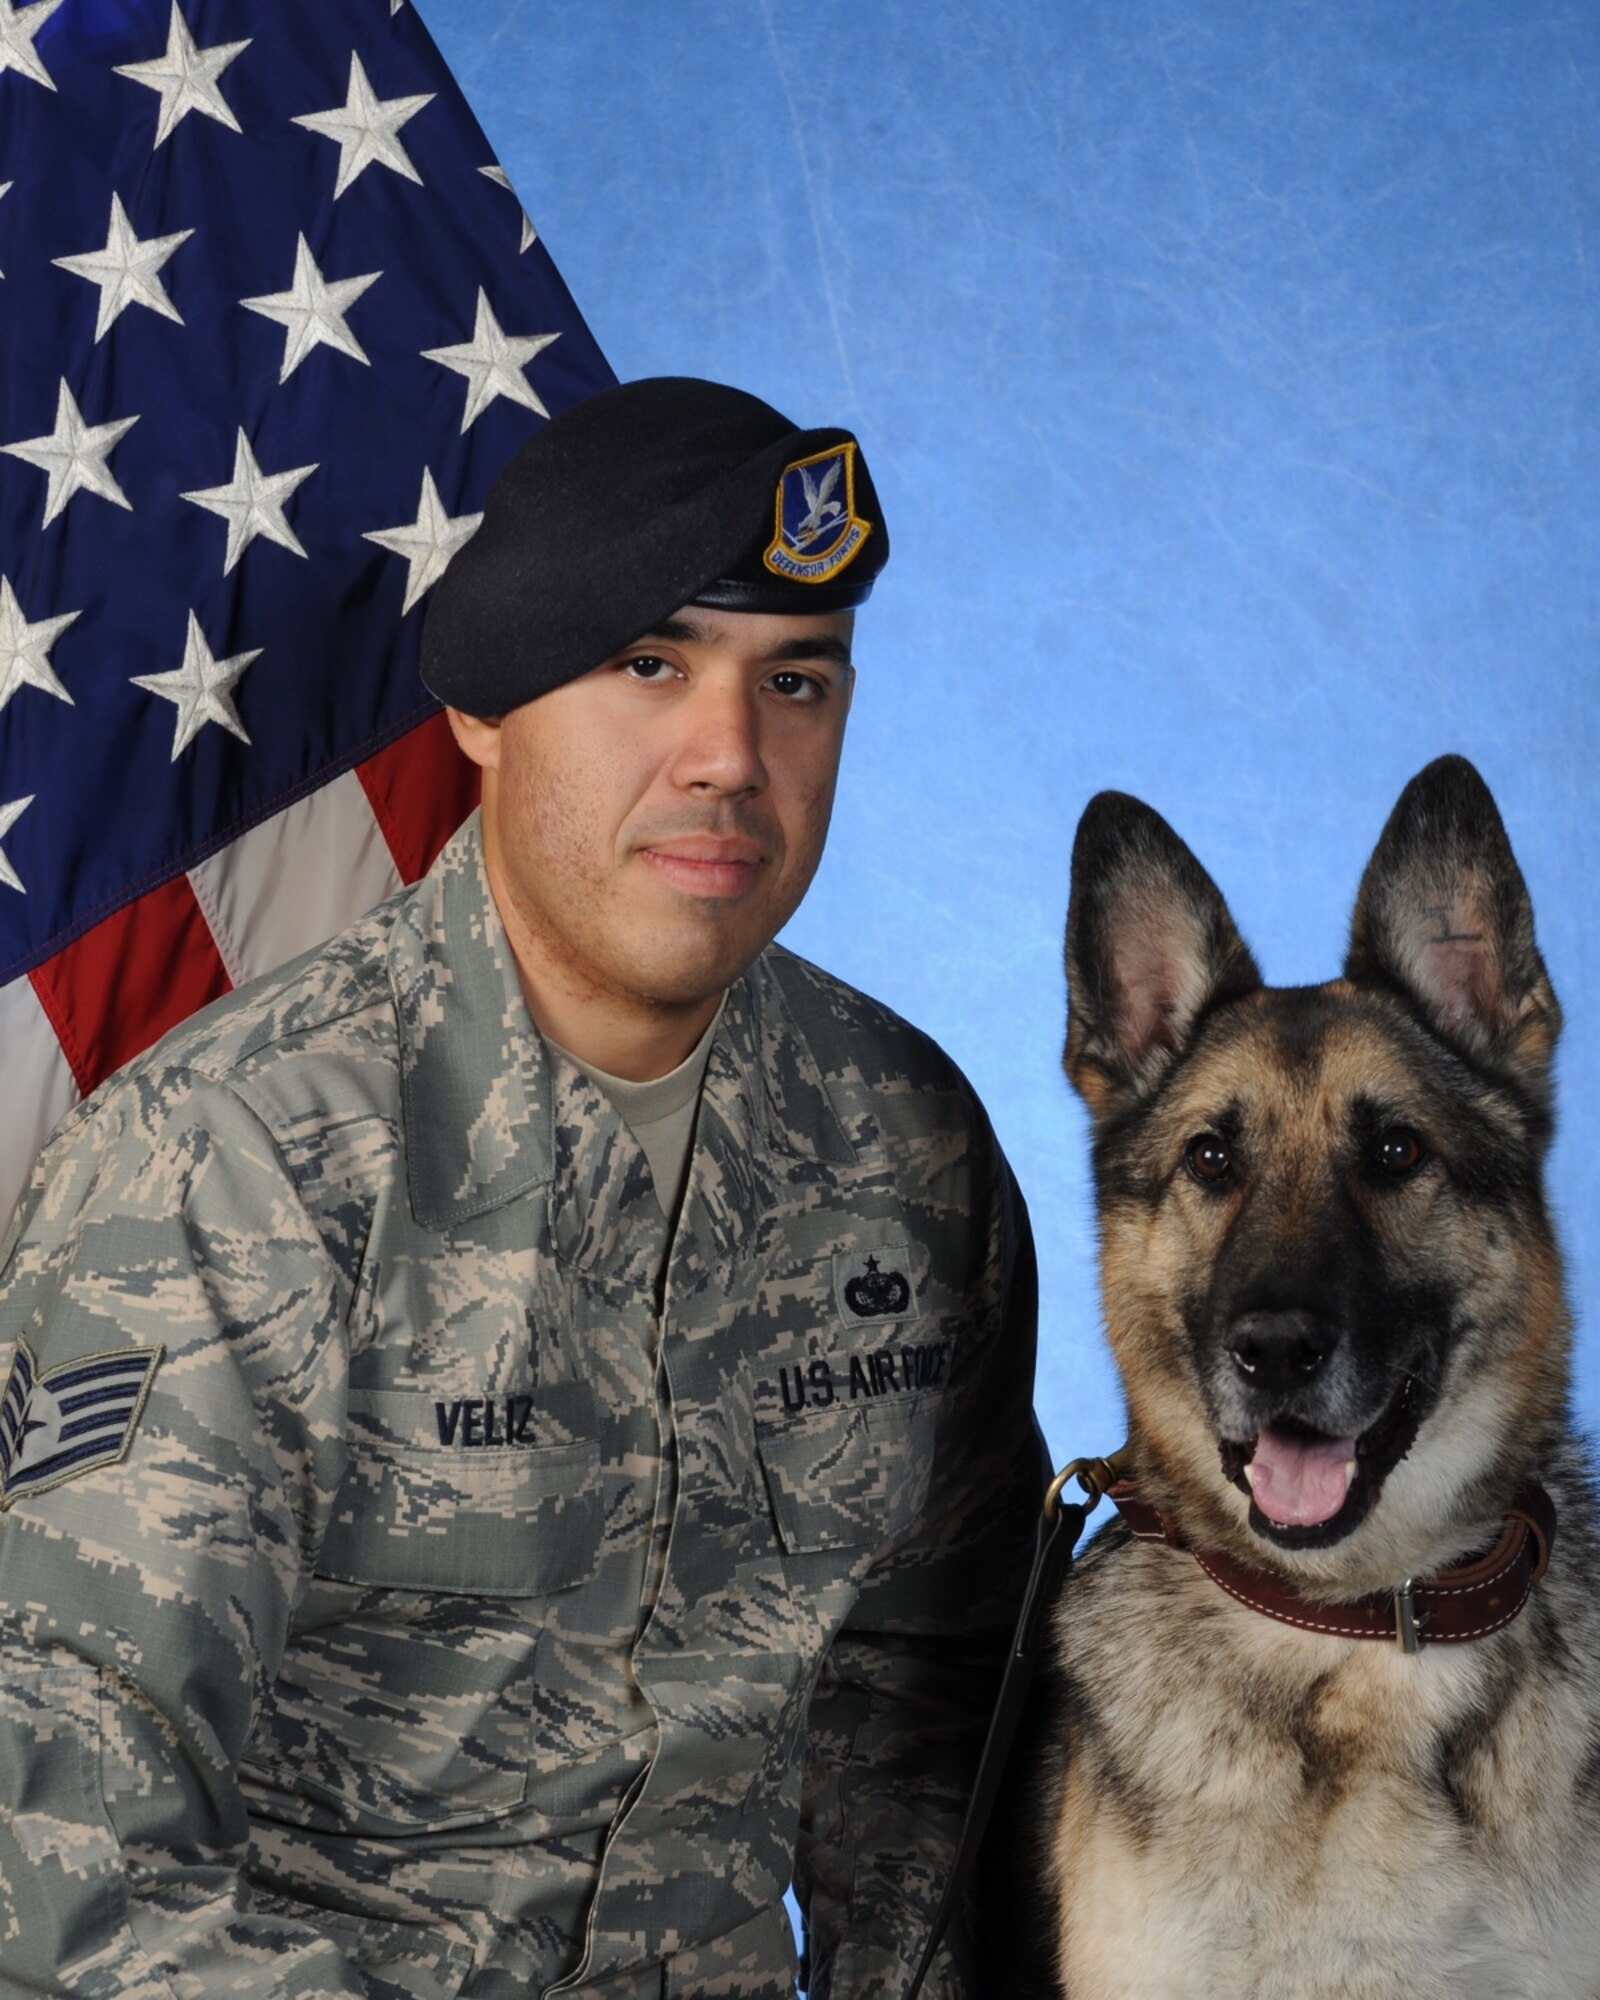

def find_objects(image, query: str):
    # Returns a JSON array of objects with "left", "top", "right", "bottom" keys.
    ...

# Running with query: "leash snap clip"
[
  {"left": 1393, "top": 1577, "right": 1425, "bottom": 1654},
  {"left": 1044, "top": 1453, "right": 1122, "bottom": 1521}
]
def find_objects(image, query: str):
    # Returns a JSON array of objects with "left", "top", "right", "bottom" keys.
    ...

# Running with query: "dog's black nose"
[{"left": 1227, "top": 1311, "right": 1332, "bottom": 1395}]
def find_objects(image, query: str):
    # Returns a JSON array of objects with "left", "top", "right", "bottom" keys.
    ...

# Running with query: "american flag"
[{"left": 0, "top": 0, "right": 614, "bottom": 1227}]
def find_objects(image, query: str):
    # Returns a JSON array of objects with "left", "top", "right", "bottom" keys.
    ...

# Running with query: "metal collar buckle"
[{"left": 1393, "top": 1578, "right": 1425, "bottom": 1653}]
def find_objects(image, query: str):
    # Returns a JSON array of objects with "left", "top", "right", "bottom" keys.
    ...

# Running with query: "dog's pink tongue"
[{"left": 1248, "top": 1427, "right": 1357, "bottom": 1527}]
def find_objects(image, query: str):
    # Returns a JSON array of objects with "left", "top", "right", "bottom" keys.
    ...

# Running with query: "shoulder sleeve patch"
[{"left": 0, "top": 1339, "right": 165, "bottom": 1512}]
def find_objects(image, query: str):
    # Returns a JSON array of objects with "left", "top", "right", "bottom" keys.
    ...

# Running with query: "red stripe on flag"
[
  {"left": 357, "top": 712, "right": 481, "bottom": 887},
  {"left": 29, "top": 877, "right": 232, "bottom": 1099}
]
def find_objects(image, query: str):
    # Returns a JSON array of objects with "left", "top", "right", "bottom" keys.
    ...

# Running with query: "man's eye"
[
  {"left": 618, "top": 654, "right": 678, "bottom": 684},
  {"left": 768, "top": 669, "right": 824, "bottom": 702}
]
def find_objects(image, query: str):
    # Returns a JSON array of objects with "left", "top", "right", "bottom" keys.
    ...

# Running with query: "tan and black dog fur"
[{"left": 983, "top": 756, "right": 1600, "bottom": 1998}]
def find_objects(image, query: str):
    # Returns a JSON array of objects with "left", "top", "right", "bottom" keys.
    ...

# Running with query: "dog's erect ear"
[
  {"left": 1345, "top": 755, "right": 1560, "bottom": 1100},
  {"left": 1064, "top": 792, "right": 1262, "bottom": 1121}
]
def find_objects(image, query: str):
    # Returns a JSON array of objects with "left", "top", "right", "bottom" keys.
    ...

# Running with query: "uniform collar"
[
  {"left": 390, "top": 813, "right": 553, "bottom": 1230},
  {"left": 720, "top": 948, "right": 856, "bottom": 1170},
  {"left": 390, "top": 816, "right": 854, "bottom": 1233}
]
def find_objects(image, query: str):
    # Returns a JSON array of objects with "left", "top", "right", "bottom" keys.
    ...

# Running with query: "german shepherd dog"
[{"left": 984, "top": 756, "right": 1600, "bottom": 1997}]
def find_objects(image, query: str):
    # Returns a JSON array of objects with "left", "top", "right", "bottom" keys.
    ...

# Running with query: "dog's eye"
[
  {"left": 1375, "top": 1128, "right": 1425, "bottom": 1177},
  {"left": 1185, "top": 1133, "right": 1233, "bottom": 1184}
]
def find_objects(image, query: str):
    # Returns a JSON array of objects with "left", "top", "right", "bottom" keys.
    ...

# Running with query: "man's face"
[{"left": 453, "top": 603, "right": 855, "bottom": 1033}]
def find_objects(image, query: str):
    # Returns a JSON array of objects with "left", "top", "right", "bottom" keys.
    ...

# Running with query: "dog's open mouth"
[{"left": 1218, "top": 1378, "right": 1425, "bottom": 1549}]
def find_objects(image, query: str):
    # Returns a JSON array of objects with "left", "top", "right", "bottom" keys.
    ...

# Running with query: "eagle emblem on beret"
[{"left": 764, "top": 442, "right": 872, "bottom": 583}]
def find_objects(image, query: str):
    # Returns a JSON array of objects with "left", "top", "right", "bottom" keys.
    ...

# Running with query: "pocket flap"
[
  {"left": 756, "top": 1397, "right": 935, "bottom": 1555},
  {"left": 317, "top": 1382, "right": 602, "bottom": 1594}
]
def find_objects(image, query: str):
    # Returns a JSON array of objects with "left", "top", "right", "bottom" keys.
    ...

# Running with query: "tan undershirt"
[{"left": 543, "top": 997, "right": 725, "bottom": 1229}]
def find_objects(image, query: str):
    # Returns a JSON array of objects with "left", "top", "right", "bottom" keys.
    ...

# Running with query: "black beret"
[{"left": 420, "top": 376, "right": 888, "bottom": 716}]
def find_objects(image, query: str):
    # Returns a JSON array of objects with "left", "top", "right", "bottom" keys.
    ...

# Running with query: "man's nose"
[{"left": 671, "top": 678, "right": 768, "bottom": 795}]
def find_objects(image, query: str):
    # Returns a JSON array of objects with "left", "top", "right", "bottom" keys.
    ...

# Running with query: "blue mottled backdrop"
[{"left": 421, "top": 0, "right": 1600, "bottom": 1465}]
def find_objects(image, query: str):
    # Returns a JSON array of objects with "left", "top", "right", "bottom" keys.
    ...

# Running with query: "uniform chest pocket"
[
  {"left": 755, "top": 1396, "right": 936, "bottom": 1556},
  {"left": 316, "top": 1381, "right": 602, "bottom": 1595},
  {"left": 254, "top": 1385, "right": 603, "bottom": 1836}
]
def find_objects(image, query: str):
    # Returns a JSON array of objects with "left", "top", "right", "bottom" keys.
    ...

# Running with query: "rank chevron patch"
[{"left": 0, "top": 1338, "right": 164, "bottom": 1511}]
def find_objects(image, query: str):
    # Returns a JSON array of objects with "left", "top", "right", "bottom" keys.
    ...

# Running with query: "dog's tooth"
[
  {"left": 1242, "top": 1461, "right": 1258, "bottom": 1491},
  {"left": 1343, "top": 1460, "right": 1357, "bottom": 1492}
]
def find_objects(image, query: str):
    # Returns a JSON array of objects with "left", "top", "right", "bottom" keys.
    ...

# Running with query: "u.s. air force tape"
[{"left": 0, "top": 1339, "right": 164, "bottom": 1511}]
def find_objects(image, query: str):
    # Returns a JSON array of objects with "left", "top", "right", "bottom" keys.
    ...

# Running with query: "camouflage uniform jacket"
[{"left": 0, "top": 815, "right": 1041, "bottom": 2000}]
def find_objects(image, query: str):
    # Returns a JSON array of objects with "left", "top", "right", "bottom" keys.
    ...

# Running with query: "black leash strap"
[{"left": 903, "top": 1451, "right": 1126, "bottom": 1998}]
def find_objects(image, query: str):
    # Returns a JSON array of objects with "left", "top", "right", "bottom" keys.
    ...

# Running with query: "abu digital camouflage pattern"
[{"left": 0, "top": 815, "right": 1042, "bottom": 2000}]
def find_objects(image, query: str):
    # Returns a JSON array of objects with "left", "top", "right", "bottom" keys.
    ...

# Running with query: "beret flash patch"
[
  {"left": 0, "top": 1339, "right": 164, "bottom": 1511},
  {"left": 764, "top": 442, "right": 872, "bottom": 584}
]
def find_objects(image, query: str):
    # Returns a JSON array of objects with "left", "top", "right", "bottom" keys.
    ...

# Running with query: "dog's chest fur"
[{"left": 1042, "top": 1520, "right": 1600, "bottom": 1998}]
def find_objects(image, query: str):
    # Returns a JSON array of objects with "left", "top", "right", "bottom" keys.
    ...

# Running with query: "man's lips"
[{"left": 638, "top": 838, "right": 766, "bottom": 899}]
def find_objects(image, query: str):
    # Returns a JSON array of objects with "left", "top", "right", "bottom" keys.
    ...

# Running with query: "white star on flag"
[
  {"left": 422, "top": 287, "right": 560, "bottom": 432},
  {"left": 52, "top": 194, "right": 194, "bottom": 342},
  {"left": 0, "top": 0, "right": 64, "bottom": 91},
  {"left": 363, "top": 469, "right": 482, "bottom": 614},
  {"left": 0, "top": 577, "right": 79, "bottom": 713},
  {"left": 241, "top": 234, "right": 380, "bottom": 383},
  {"left": 131, "top": 613, "right": 260, "bottom": 759},
  {"left": 181, "top": 429, "right": 318, "bottom": 574},
  {"left": 480, "top": 166, "right": 537, "bottom": 253},
  {"left": 1, "top": 379, "right": 140, "bottom": 529},
  {"left": 0, "top": 794, "right": 35, "bottom": 895},
  {"left": 114, "top": 3, "right": 250, "bottom": 146},
  {"left": 292, "top": 51, "right": 433, "bottom": 199}
]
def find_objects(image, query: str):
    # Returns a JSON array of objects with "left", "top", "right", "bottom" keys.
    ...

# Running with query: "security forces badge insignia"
[
  {"left": 763, "top": 441, "right": 872, "bottom": 583},
  {"left": 834, "top": 1248, "right": 916, "bottom": 1323},
  {"left": 0, "top": 1339, "right": 163, "bottom": 1511}
]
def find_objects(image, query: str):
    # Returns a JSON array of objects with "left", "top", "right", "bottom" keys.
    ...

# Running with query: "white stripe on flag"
[
  {"left": 188, "top": 771, "right": 404, "bottom": 991},
  {"left": 0, "top": 973, "right": 81, "bottom": 1231}
]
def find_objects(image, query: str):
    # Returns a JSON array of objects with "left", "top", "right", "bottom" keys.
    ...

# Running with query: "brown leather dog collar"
[{"left": 1107, "top": 1477, "right": 1557, "bottom": 1653}]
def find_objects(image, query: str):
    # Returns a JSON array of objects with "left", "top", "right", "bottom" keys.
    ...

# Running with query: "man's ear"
[{"left": 446, "top": 706, "right": 504, "bottom": 773}]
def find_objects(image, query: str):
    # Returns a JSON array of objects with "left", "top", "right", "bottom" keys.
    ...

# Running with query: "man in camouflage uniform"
[{"left": 0, "top": 380, "right": 1042, "bottom": 1999}]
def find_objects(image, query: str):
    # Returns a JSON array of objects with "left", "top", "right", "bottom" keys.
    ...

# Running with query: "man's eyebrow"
[
  {"left": 768, "top": 635, "right": 854, "bottom": 667},
  {"left": 631, "top": 620, "right": 853, "bottom": 668},
  {"left": 638, "top": 616, "right": 705, "bottom": 644}
]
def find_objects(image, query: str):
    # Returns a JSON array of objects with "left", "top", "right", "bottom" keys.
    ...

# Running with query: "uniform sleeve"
[
  {"left": 0, "top": 1068, "right": 364, "bottom": 1998},
  {"left": 793, "top": 1099, "right": 1047, "bottom": 2000}
]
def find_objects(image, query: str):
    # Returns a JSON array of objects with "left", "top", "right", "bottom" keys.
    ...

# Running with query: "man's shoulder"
[
  {"left": 759, "top": 945, "right": 976, "bottom": 1106},
  {"left": 48, "top": 892, "right": 408, "bottom": 1173},
  {"left": 156, "top": 895, "right": 402, "bottom": 1089}
]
